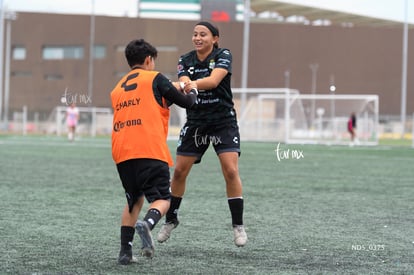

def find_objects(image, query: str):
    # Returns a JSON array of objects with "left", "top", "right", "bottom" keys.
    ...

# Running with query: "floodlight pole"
[
  {"left": 240, "top": 0, "right": 250, "bottom": 117},
  {"left": 400, "top": 0, "right": 408, "bottom": 138},
  {"left": 3, "top": 11, "right": 17, "bottom": 129},
  {"left": 87, "top": 0, "right": 95, "bottom": 107},
  {"left": 0, "top": 0, "right": 4, "bottom": 124}
]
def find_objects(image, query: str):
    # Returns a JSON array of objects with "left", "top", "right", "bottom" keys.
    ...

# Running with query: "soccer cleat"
[
  {"left": 135, "top": 220, "right": 155, "bottom": 258},
  {"left": 118, "top": 250, "right": 138, "bottom": 265},
  {"left": 157, "top": 220, "right": 179, "bottom": 243},
  {"left": 233, "top": 225, "right": 247, "bottom": 247}
]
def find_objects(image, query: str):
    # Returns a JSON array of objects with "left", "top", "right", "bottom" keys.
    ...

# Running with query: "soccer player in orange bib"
[{"left": 111, "top": 39, "right": 198, "bottom": 264}]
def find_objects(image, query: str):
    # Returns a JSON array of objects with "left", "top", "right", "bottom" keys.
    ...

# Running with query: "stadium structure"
[{"left": 0, "top": 0, "right": 413, "bottom": 144}]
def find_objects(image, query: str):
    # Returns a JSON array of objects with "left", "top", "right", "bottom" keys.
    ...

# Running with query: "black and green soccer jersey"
[{"left": 177, "top": 48, "right": 237, "bottom": 125}]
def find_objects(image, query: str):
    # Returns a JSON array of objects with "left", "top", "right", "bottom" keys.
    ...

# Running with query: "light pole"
[
  {"left": 87, "top": 0, "right": 95, "bottom": 107},
  {"left": 0, "top": 0, "right": 4, "bottom": 125},
  {"left": 3, "top": 10, "right": 16, "bottom": 129},
  {"left": 400, "top": 0, "right": 408, "bottom": 137},
  {"left": 240, "top": 0, "right": 250, "bottom": 117}
]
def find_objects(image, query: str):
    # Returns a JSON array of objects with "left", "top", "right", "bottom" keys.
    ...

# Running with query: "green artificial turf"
[{"left": 0, "top": 135, "right": 413, "bottom": 274}]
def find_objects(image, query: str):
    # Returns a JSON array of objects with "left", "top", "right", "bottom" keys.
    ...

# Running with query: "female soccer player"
[
  {"left": 348, "top": 112, "right": 359, "bottom": 146},
  {"left": 66, "top": 103, "right": 79, "bottom": 141},
  {"left": 157, "top": 21, "right": 247, "bottom": 247}
]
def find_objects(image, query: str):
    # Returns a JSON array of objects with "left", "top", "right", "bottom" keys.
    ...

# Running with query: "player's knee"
[
  {"left": 222, "top": 166, "right": 239, "bottom": 182},
  {"left": 172, "top": 166, "right": 190, "bottom": 182}
]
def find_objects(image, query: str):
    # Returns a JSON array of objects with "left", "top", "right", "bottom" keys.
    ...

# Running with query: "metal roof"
[{"left": 250, "top": 0, "right": 409, "bottom": 28}]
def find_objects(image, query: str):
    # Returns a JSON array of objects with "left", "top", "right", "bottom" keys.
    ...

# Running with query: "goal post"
[
  {"left": 233, "top": 88, "right": 379, "bottom": 145},
  {"left": 45, "top": 106, "right": 113, "bottom": 137}
]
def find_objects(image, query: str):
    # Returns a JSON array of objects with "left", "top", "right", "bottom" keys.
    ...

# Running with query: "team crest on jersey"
[{"left": 209, "top": 59, "right": 215, "bottom": 70}]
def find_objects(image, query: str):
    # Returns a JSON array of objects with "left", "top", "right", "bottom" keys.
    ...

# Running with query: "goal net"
[
  {"left": 233, "top": 88, "right": 379, "bottom": 145},
  {"left": 45, "top": 106, "right": 113, "bottom": 136}
]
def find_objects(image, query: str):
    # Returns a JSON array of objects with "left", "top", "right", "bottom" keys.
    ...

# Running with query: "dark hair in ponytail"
[{"left": 195, "top": 21, "right": 219, "bottom": 48}]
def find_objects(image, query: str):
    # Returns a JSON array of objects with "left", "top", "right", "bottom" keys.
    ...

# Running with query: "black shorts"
[
  {"left": 116, "top": 159, "right": 170, "bottom": 212},
  {"left": 177, "top": 120, "right": 241, "bottom": 164}
]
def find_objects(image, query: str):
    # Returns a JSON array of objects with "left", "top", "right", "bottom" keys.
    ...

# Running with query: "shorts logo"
[{"left": 180, "top": 126, "right": 189, "bottom": 137}]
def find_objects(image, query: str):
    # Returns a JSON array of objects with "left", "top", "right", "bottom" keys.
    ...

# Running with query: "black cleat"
[{"left": 135, "top": 220, "right": 155, "bottom": 258}]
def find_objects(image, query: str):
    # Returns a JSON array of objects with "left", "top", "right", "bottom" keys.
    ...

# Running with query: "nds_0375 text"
[{"left": 351, "top": 244, "right": 385, "bottom": 251}]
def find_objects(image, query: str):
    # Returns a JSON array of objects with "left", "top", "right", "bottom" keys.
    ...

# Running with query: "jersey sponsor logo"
[
  {"left": 177, "top": 64, "right": 184, "bottom": 74},
  {"left": 194, "top": 68, "right": 209, "bottom": 73},
  {"left": 188, "top": 66, "right": 194, "bottom": 75},
  {"left": 113, "top": 118, "right": 142, "bottom": 132},
  {"left": 115, "top": 98, "right": 141, "bottom": 111},
  {"left": 200, "top": 98, "right": 219, "bottom": 104},
  {"left": 209, "top": 59, "right": 215, "bottom": 70},
  {"left": 121, "top": 73, "right": 139, "bottom": 91}
]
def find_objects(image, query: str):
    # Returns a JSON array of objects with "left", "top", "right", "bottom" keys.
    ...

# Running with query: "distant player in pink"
[
  {"left": 66, "top": 103, "right": 79, "bottom": 141},
  {"left": 347, "top": 112, "right": 359, "bottom": 146}
]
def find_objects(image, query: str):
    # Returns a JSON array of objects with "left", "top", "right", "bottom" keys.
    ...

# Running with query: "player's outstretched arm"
[
  {"left": 183, "top": 68, "right": 227, "bottom": 92},
  {"left": 155, "top": 73, "right": 197, "bottom": 109}
]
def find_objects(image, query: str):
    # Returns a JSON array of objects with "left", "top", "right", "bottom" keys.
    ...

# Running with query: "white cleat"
[
  {"left": 157, "top": 220, "right": 179, "bottom": 243},
  {"left": 233, "top": 225, "right": 247, "bottom": 247}
]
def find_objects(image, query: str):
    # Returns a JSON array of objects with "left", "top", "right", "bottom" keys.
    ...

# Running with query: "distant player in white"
[{"left": 66, "top": 103, "right": 79, "bottom": 141}]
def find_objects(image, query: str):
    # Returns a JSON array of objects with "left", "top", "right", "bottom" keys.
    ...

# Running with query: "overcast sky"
[{"left": 2, "top": 0, "right": 414, "bottom": 23}]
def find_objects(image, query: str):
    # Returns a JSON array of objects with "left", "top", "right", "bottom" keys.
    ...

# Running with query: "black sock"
[
  {"left": 166, "top": 196, "right": 182, "bottom": 222},
  {"left": 120, "top": 226, "right": 135, "bottom": 251},
  {"left": 143, "top": 208, "right": 161, "bottom": 230},
  {"left": 228, "top": 198, "right": 244, "bottom": 227}
]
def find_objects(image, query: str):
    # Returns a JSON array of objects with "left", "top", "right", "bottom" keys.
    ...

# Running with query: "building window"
[
  {"left": 13, "top": 46, "right": 26, "bottom": 60},
  {"left": 93, "top": 45, "right": 106, "bottom": 59},
  {"left": 12, "top": 71, "right": 32, "bottom": 77},
  {"left": 44, "top": 74, "right": 63, "bottom": 80},
  {"left": 157, "top": 46, "right": 178, "bottom": 52},
  {"left": 42, "top": 46, "right": 84, "bottom": 60},
  {"left": 116, "top": 45, "right": 125, "bottom": 52}
]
